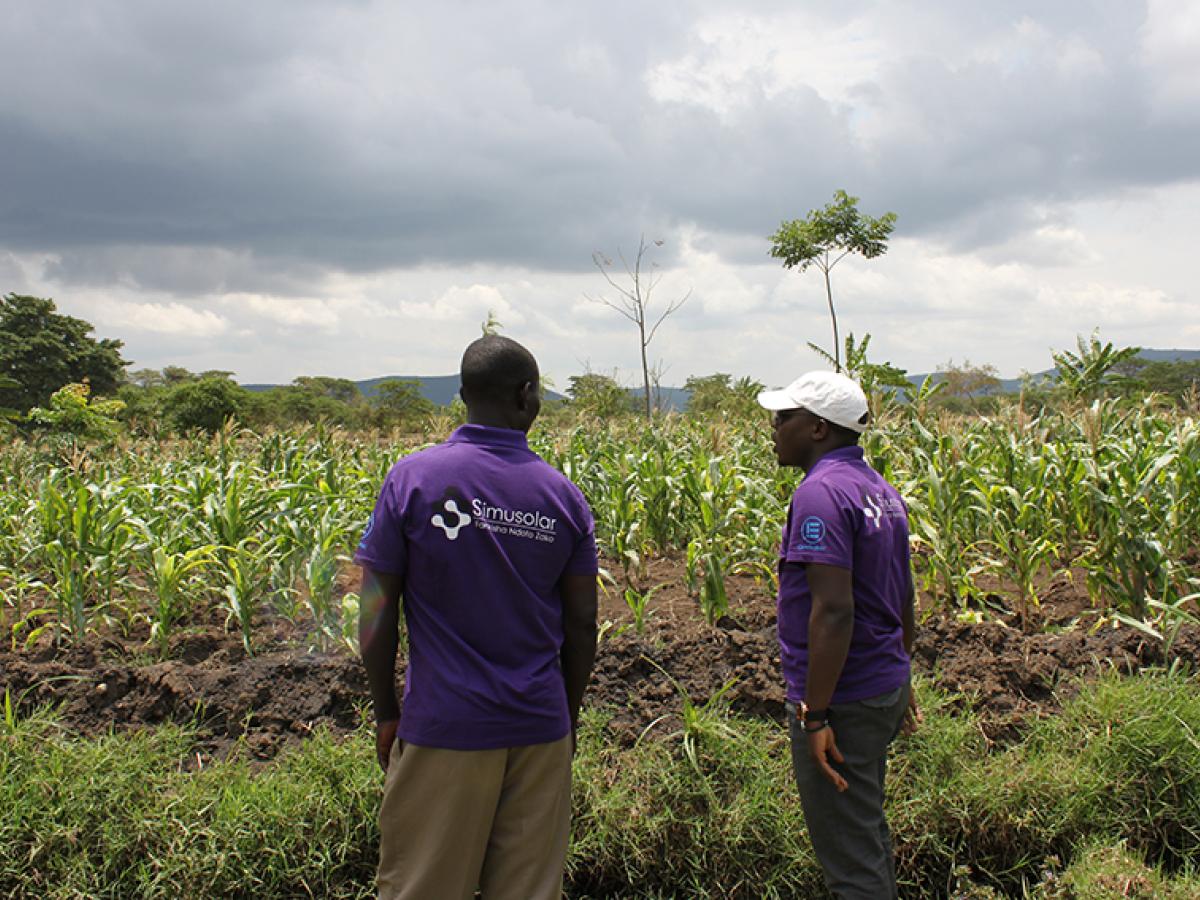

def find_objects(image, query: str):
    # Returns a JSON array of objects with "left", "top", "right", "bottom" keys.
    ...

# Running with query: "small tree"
[
  {"left": 162, "top": 376, "right": 247, "bottom": 433},
  {"left": 567, "top": 371, "right": 633, "bottom": 419},
  {"left": 806, "top": 333, "right": 910, "bottom": 417},
  {"left": 769, "top": 191, "right": 897, "bottom": 371},
  {"left": 587, "top": 236, "right": 691, "bottom": 419},
  {"left": 936, "top": 359, "right": 1001, "bottom": 412},
  {"left": 292, "top": 376, "right": 362, "bottom": 407},
  {"left": 683, "top": 373, "right": 765, "bottom": 420},
  {"left": 373, "top": 379, "right": 435, "bottom": 429},
  {"left": 27, "top": 380, "right": 125, "bottom": 441},
  {"left": 1052, "top": 331, "right": 1141, "bottom": 402}
]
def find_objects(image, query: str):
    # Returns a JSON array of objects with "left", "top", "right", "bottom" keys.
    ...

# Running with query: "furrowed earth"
[{"left": 2, "top": 555, "right": 1197, "bottom": 761}]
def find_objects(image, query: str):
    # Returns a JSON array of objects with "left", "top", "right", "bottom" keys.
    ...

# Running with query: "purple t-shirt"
[
  {"left": 777, "top": 445, "right": 912, "bottom": 705},
  {"left": 354, "top": 424, "right": 598, "bottom": 751}
]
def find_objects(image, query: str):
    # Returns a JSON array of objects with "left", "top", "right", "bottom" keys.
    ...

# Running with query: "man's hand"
[
  {"left": 375, "top": 719, "right": 399, "bottom": 772},
  {"left": 808, "top": 726, "right": 848, "bottom": 792},
  {"left": 901, "top": 691, "right": 923, "bottom": 737}
]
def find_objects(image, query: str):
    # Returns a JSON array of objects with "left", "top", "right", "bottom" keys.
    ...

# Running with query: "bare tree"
[{"left": 586, "top": 236, "right": 691, "bottom": 419}]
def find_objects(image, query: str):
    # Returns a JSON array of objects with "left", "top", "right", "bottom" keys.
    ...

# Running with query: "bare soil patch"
[{"left": 3, "top": 556, "right": 1197, "bottom": 759}]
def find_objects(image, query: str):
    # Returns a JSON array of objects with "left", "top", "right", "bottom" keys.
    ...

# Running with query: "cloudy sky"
[{"left": 3, "top": 1, "right": 1198, "bottom": 389}]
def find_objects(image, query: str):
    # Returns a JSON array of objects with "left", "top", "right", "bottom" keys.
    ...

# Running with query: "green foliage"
[
  {"left": 769, "top": 190, "right": 897, "bottom": 370},
  {"left": 0, "top": 374, "right": 20, "bottom": 423},
  {"left": 6, "top": 675, "right": 1200, "bottom": 897},
  {"left": 257, "top": 382, "right": 363, "bottom": 430},
  {"left": 372, "top": 378, "right": 435, "bottom": 430},
  {"left": 138, "top": 544, "right": 216, "bottom": 658},
  {"left": 0, "top": 716, "right": 378, "bottom": 898},
  {"left": 0, "top": 294, "right": 129, "bottom": 413},
  {"left": 567, "top": 372, "right": 634, "bottom": 419},
  {"left": 683, "top": 373, "right": 765, "bottom": 421},
  {"left": 809, "top": 333, "right": 909, "bottom": 395},
  {"left": 1041, "top": 671, "right": 1200, "bottom": 867},
  {"left": 935, "top": 358, "right": 1001, "bottom": 403},
  {"left": 1125, "top": 357, "right": 1200, "bottom": 402},
  {"left": 1052, "top": 331, "right": 1141, "bottom": 402},
  {"left": 571, "top": 709, "right": 820, "bottom": 898},
  {"left": 27, "top": 381, "right": 126, "bottom": 441},
  {"left": 1038, "top": 840, "right": 1200, "bottom": 899},
  {"left": 807, "top": 332, "right": 911, "bottom": 420},
  {"left": 161, "top": 375, "right": 248, "bottom": 433},
  {"left": 0, "top": 397, "right": 1197, "bottom": 651}
]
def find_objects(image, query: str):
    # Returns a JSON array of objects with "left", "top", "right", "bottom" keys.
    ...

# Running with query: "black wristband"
[
  {"left": 804, "top": 707, "right": 830, "bottom": 725},
  {"left": 803, "top": 720, "right": 830, "bottom": 734}
]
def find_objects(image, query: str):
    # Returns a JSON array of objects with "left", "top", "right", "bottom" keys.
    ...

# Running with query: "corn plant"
[
  {"left": 965, "top": 444, "right": 1063, "bottom": 628},
  {"left": 220, "top": 538, "right": 277, "bottom": 654},
  {"left": 1115, "top": 590, "right": 1200, "bottom": 661},
  {"left": 139, "top": 544, "right": 215, "bottom": 658},
  {"left": 622, "top": 583, "right": 664, "bottom": 635},
  {"left": 31, "top": 472, "right": 134, "bottom": 643}
]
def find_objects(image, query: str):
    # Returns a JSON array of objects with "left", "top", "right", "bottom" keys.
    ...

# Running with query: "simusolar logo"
[{"left": 432, "top": 498, "right": 471, "bottom": 540}]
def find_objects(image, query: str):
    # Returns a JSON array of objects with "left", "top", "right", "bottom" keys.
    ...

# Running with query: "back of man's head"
[{"left": 460, "top": 335, "right": 539, "bottom": 407}]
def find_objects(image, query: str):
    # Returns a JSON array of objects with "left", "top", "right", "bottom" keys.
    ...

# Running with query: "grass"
[{"left": 3, "top": 672, "right": 1200, "bottom": 898}]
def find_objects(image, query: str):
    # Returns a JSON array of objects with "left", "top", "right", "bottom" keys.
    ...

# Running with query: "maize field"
[{"left": 1, "top": 397, "right": 1198, "bottom": 657}]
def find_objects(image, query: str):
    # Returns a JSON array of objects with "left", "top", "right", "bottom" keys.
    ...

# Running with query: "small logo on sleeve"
[
  {"left": 800, "top": 516, "right": 826, "bottom": 547},
  {"left": 358, "top": 512, "right": 375, "bottom": 550}
]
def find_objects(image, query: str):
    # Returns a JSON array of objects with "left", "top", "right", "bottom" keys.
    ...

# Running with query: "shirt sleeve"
[
  {"left": 783, "top": 482, "right": 854, "bottom": 569},
  {"left": 353, "top": 471, "right": 408, "bottom": 577},
  {"left": 563, "top": 493, "right": 599, "bottom": 576}
]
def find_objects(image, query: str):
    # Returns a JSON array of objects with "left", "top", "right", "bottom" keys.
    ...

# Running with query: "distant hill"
[
  {"left": 1135, "top": 348, "right": 1200, "bottom": 363},
  {"left": 905, "top": 348, "right": 1200, "bottom": 394},
  {"left": 242, "top": 349, "right": 1198, "bottom": 407},
  {"left": 243, "top": 374, "right": 565, "bottom": 406}
]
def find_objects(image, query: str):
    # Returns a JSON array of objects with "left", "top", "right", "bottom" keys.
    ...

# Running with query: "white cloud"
[
  {"left": 231, "top": 295, "right": 340, "bottom": 330},
  {"left": 1140, "top": 0, "right": 1200, "bottom": 117},
  {"left": 93, "top": 299, "right": 229, "bottom": 337},
  {"left": 397, "top": 284, "right": 524, "bottom": 327}
]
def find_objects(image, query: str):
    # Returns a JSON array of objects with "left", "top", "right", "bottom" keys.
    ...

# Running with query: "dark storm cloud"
[{"left": 2, "top": 0, "right": 1199, "bottom": 292}]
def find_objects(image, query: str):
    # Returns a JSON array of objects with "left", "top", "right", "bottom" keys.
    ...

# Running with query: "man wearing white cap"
[{"left": 759, "top": 370, "right": 918, "bottom": 899}]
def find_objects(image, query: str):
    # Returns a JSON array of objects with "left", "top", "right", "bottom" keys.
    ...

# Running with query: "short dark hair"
[{"left": 460, "top": 335, "right": 539, "bottom": 404}]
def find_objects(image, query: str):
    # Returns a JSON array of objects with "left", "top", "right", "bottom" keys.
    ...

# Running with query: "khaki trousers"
[{"left": 377, "top": 735, "right": 573, "bottom": 900}]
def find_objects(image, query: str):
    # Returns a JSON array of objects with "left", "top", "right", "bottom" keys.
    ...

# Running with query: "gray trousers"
[{"left": 789, "top": 683, "right": 909, "bottom": 900}]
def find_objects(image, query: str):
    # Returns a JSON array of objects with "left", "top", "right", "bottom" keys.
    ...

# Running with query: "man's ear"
[{"left": 516, "top": 381, "right": 535, "bottom": 410}]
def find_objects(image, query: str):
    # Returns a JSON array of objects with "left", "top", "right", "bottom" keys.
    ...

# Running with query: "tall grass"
[{"left": 3, "top": 674, "right": 1200, "bottom": 898}]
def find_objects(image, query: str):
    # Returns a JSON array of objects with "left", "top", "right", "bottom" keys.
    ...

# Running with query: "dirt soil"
[{"left": 3, "top": 555, "right": 1198, "bottom": 760}]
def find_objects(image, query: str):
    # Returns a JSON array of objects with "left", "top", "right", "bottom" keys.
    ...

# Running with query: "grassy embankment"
[{"left": 3, "top": 673, "right": 1199, "bottom": 899}]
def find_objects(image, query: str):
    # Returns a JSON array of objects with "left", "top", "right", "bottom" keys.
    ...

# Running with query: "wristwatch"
[{"left": 802, "top": 706, "right": 831, "bottom": 732}]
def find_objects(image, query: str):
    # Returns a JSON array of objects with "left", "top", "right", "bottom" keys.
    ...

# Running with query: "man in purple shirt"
[
  {"left": 356, "top": 335, "right": 598, "bottom": 900},
  {"left": 759, "top": 370, "right": 919, "bottom": 900}
]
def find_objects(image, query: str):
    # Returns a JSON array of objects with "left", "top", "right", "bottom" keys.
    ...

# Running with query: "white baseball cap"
[{"left": 757, "top": 370, "right": 870, "bottom": 432}]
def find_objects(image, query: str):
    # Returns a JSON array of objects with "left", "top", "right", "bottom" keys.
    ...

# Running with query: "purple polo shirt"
[
  {"left": 354, "top": 424, "right": 598, "bottom": 751},
  {"left": 777, "top": 445, "right": 912, "bottom": 705}
]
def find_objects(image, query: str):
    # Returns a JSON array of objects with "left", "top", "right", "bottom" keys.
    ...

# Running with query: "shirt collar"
[
  {"left": 807, "top": 444, "right": 865, "bottom": 475},
  {"left": 448, "top": 423, "right": 531, "bottom": 450}
]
